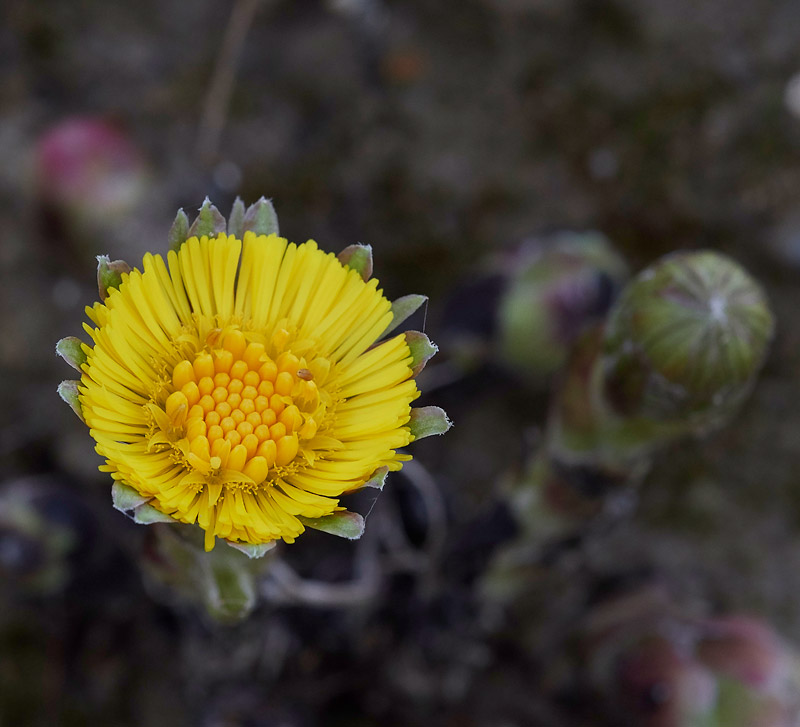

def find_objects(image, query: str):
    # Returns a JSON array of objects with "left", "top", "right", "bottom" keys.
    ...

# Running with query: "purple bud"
[
  {"left": 34, "top": 117, "right": 146, "bottom": 221},
  {"left": 697, "top": 616, "right": 787, "bottom": 692}
]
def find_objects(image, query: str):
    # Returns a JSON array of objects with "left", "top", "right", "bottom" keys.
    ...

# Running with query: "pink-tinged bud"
[
  {"left": 580, "top": 589, "right": 800, "bottom": 727},
  {"left": 697, "top": 616, "right": 788, "bottom": 692},
  {"left": 615, "top": 637, "right": 718, "bottom": 727},
  {"left": 34, "top": 117, "right": 147, "bottom": 221}
]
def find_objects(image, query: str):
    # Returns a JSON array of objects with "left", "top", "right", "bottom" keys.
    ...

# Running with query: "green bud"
[
  {"left": 187, "top": 197, "right": 226, "bottom": 238},
  {"left": 498, "top": 232, "right": 629, "bottom": 378},
  {"left": 298, "top": 510, "right": 365, "bottom": 540},
  {"left": 96, "top": 255, "right": 131, "bottom": 301},
  {"left": 405, "top": 330, "right": 438, "bottom": 377},
  {"left": 384, "top": 294, "right": 428, "bottom": 337},
  {"left": 337, "top": 243, "right": 374, "bottom": 281},
  {"left": 57, "top": 380, "right": 84, "bottom": 422},
  {"left": 55, "top": 337, "right": 87, "bottom": 372},
  {"left": 602, "top": 250, "right": 774, "bottom": 426},
  {"left": 167, "top": 209, "right": 190, "bottom": 251},
  {"left": 131, "top": 502, "right": 175, "bottom": 524},
  {"left": 227, "top": 196, "right": 246, "bottom": 239},
  {"left": 242, "top": 197, "right": 279, "bottom": 236},
  {"left": 363, "top": 466, "right": 389, "bottom": 490},
  {"left": 111, "top": 481, "right": 150, "bottom": 511},
  {"left": 408, "top": 406, "right": 452, "bottom": 440},
  {"left": 226, "top": 541, "right": 276, "bottom": 559}
]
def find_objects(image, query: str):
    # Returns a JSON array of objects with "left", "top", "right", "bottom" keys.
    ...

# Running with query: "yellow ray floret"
[{"left": 78, "top": 232, "right": 419, "bottom": 550}]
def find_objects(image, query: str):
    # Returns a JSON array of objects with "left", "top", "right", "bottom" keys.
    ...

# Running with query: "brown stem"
[{"left": 196, "top": 0, "right": 266, "bottom": 164}]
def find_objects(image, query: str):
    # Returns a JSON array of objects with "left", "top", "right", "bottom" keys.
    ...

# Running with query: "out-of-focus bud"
[
  {"left": 34, "top": 117, "right": 147, "bottom": 226},
  {"left": 140, "top": 524, "right": 275, "bottom": 624},
  {"left": 539, "top": 250, "right": 772, "bottom": 509},
  {"left": 615, "top": 636, "right": 718, "bottom": 727},
  {"left": 0, "top": 477, "right": 85, "bottom": 595},
  {"left": 579, "top": 585, "right": 800, "bottom": 727},
  {"left": 497, "top": 232, "right": 629, "bottom": 378},
  {"left": 486, "top": 250, "right": 775, "bottom": 582},
  {"left": 697, "top": 616, "right": 794, "bottom": 694},
  {"left": 602, "top": 250, "right": 774, "bottom": 430}
]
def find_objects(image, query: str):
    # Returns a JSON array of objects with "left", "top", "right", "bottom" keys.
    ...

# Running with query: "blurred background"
[{"left": 4, "top": 0, "right": 800, "bottom": 725}]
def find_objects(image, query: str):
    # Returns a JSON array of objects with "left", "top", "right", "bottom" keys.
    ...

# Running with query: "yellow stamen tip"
[
  {"left": 272, "top": 327, "right": 290, "bottom": 350},
  {"left": 214, "top": 349, "right": 233, "bottom": 374},
  {"left": 275, "top": 434, "right": 299, "bottom": 466},
  {"left": 181, "top": 381, "right": 200, "bottom": 406},
  {"left": 243, "top": 342, "right": 265, "bottom": 369},
  {"left": 222, "top": 329, "right": 247, "bottom": 359},
  {"left": 228, "top": 443, "right": 248, "bottom": 472},
  {"left": 193, "top": 352, "right": 215, "bottom": 380},
  {"left": 299, "top": 418, "right": 318, "bottom": 440},
  {"left": 275, "top": 371, "right": 294, "bottom": 397},
  {"left": 256, "top": 439, "right": 277, "bottom": 467},
  {"left": 166, "top": 390, "right": 188, "bottom": 421},
  {"left": 243, "top": 456, "right": 269, "bottom": 484},
  {"left": 172, "top": 360, "right": 196, "bottom": 390}
]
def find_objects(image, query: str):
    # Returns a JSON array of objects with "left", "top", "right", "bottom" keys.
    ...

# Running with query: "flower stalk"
[{"left": 140, "top": 523, "right": 275, "bottom": 623}]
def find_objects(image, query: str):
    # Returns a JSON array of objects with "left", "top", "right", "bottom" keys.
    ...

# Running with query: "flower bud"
[
  {"left": 338, "top": 243, "right": 373, "bottom": 281},
  {"left": 96, "top": 255, "right": 131, "bottom": 301},
  {"left": 242, "top": 196, "right": 279, "bottom": 236},
  {"left": 167, "top": 209, "right": 190, "bottom": 252},
  {"left": 34, "top": 117, "right": 147, "bottom": 224},
  {"left": 497, "top": 231, "right": 628, "bottom": 378},
  {"left": 696, "top": 616, "right": 791, "bottom": 693},
  {"left": 55, "top": 337, "right": 87, "bottom": 372},
  {"left": 0, "top": 477, "right": 85, "bottom": 594},
  {"left": 186, "top": 197, "right": 226, "bottom": 239},
  {"left": 140, "top": 524, "right": 274, "bottom": 623},
  {"left": 580, "top": 586, "right": 800, "bottom": 727},
  {"left": 602, "top": 250, "right": 774, "bottom": 427},
  {"left": 614, "top": 636, "right": 718, "bottom": 726}
]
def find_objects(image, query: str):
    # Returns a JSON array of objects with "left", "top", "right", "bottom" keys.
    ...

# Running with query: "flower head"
[{"left": 59, "top": 200, "right": 448, "bottom": 552}]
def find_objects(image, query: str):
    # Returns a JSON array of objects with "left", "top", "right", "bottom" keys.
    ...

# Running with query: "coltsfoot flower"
[{"left": 58, "top": 199, "right": 449, "bottom": 553}]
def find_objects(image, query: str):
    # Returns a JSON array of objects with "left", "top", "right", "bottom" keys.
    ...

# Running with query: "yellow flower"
[{"left": 71, "top": 229, "right": 433, "bottom": 552}]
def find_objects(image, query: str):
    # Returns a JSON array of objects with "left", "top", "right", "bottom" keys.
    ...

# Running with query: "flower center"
[{"left": 161, "top": 329, "right": 321, "bottom": 486}]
